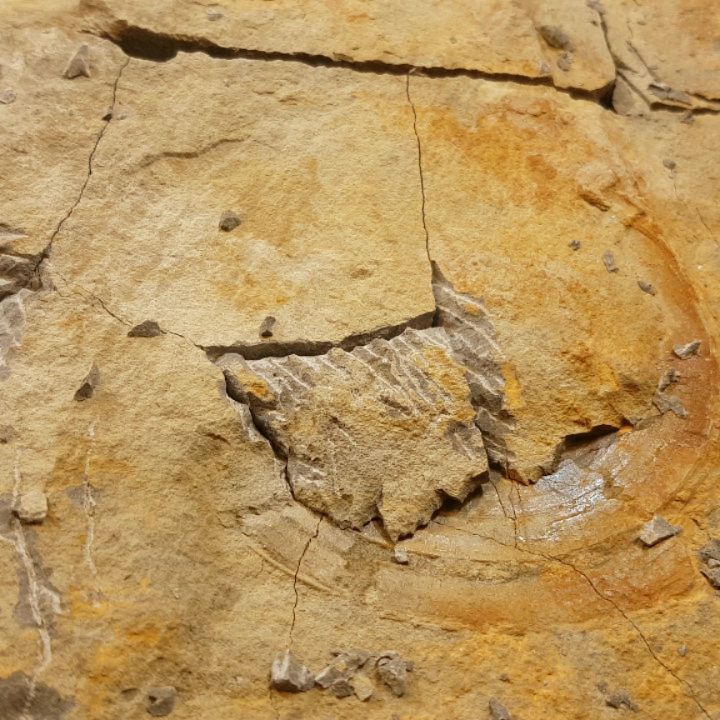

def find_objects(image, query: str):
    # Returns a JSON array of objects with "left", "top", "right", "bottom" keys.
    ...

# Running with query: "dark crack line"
[
  {"left": 435, "top": 519, "right": 711, "bottom": 718},
  {"left": 37, "top": 57, "right": 130, "bottom": 277},
  {"left": 91, "top": 22, "right": 613, "bottom": 107},
  {"left": 288, "top": 515, "right": 322, "bottom": 647}
]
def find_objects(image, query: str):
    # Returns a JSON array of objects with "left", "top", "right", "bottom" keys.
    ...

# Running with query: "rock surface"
[{"left": 2, "top": 1, "right": 720, "bottom": 720}]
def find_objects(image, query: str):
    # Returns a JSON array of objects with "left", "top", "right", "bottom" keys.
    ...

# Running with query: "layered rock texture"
[{"left": 2, "top": 1, "right": 720, "bottom": 719}]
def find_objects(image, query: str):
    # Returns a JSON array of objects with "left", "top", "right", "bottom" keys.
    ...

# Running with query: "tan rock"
[
  {"left": 14, "top": 488, "right": 48, "bottom": 524},
  {"left": 222, "top": 327, "right": 488, "bottom": 538},
  {"left": 51, "top": 53, "right": 434, "bottom": 348}
]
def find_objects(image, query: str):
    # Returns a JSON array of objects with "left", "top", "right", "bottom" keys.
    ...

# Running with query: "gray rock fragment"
[
  {"left": 637, "top": 280, "right": 656, "bottom": 296},
  {"left": 74, "top": 363, "right": 99, "bottom": 401},
  {"left": 0, "top": 88, "right": 16, "bottom": 104},
  {"left": 63, "top": 45, "right": 90, "bottom": 79},
  {"left": 376, "top": 651, "right": 411, "bottom": 697},
  {"left": 393, "top": 547, "right": 409, "bottom": 565},
  {"left": 128, "top": 320, "right": 163, "bottom": 338},
  {"left": 701, "top": 567, "right": 720, "bottom": 589},
  {"left": 270, "top": 651, "right": 314, "bottom": 693},
  {"left": 557, "top": 51, "right": 574, "bottom": 72},
  {"left": 259, "top": 315, "right": 276, "bottom": 338},
  {"left": 653, "top": 392, "right": 687, "bottom": 419},
  {"left": 329, "top": 678, "right": 353, "bottom": 698},
  {"left": 489, "top": 698, "right": 512, "bottom": 720},
  {"left": 146, "top": 686, "right": 176, "bottom": 716},
  {"left": 569, "top": 239, "right": 581, "bottom": 250},
  {"left": 673, "top": 340, "right": 701, "bottom": 359},
  {"left": 219, "top": 210, "right": 241, "bottom": 232},
  {"left": 698, "top": 540, "right": 720, "bottom": 564},
  {"left": 602, "top": 251, "right": 618, "bottom": 273},
  {"left": 663, "top": 159, "right": 677, "bottom": 170},
  {"left": 605, "top": 689, "right": 639, "bottom": 711},
  {"left": 638, "top": 515, "right": 680, "bottom": 547},
  {"left": 351, "top": 674, "right": 374, "bottom": 701},
  {"left": 315, "top": 664, "right": 347, "bottom": 689},
  {"left": 13, "top": 489, "right": 48, "bottom": 524},
  {"left": 538, "top": 25, "right": 574, "bottom": 51},
  {"left": 657, "top": 369, "right": 679, "bottom": 392}
]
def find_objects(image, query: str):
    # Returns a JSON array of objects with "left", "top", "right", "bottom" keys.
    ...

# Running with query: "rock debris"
[
  {"left": 73, "top": 363, "right": 100, "bottom": 401},
  {"left": 63, "top": 45, "right": 91, "bottom": 79},
  {"left": 270, "top": 651, "right": 315, "bottom": 692},
  {"left": 146, "top": 686, "right": 177, "bottom": 716},
  {"left": 376, "top": 651, "right": 412, "bottom": 697},
  {"left": 602, "top": 250, "right": 619, "bottom": 273},
  {"left": 489, "top": 698, "right": 512, "bottom": 720},
  {"left": 218, "top": 210, "right": 241, "bottom": 231},
  {"left": 259, "top": 315, "right": 276, "bottom": 338},
  {"left": 13, "top": 489, "right": 48, "bottom": 524},
  {"left": 605, "top": 689, "right": 639, "bottom": 711},
  {"left": 698, "top": 540, "right": 720, "bottom": 589},
  {"left": 393, "top": 546, "right": 410, "bottom": 565},
  {"left": 128, "top": 320, "right": 163, "bottom": 337},
  {"left": 638, "top": 516, "right": 680, "bottom": 547},
  {"left": 673, "top": 340, "right": 701, "bottom": 359},
  {"left": 653, "top": 392, "right": 687, "bottom": 419},
  {"left": 538, "top": 25, "right": 574, "bottom": 51},
  {"left": 637, "top": 280, "right": 656, "bottom": 296}
]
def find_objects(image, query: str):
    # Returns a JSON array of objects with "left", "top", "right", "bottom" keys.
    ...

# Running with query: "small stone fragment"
[
  {"left": 698, "top": 540, "right": 720, "bottom": 564},
  {"left": 0, "top": 424, "right": 15, "bottom": 443},
  {"left": 605, "top": 690, "right": 638, "bottom": 711},
  {"left": 638, "top": 515, "right": 680, "bottom": 547},
  {"left": 657, "top": 369, "right": 679, "bottom": 391},
  {"left": 218, "top": 210, "right": 241, "bottom": 232},
  {"left": 270, "top": 651, "right": 314, "bottom": 693},
  {"left": 74, "top": 363, "right": 99, "bottom": 401},
  {"left": 653, "top": 392, "right": 687, "bottom": 419},
  {"left": 489, "top": 698, "right": 512, "bottom": 720},
  {"left": 637, "top": 280, "right": 656, "bottom": 296},
  {"left": 557, "top": 52, "right": 574, "bottom": 72},
  {"left": 329, "top": 678, "right": 353, "bottom": 698},
  {"left": 677, "top": 644, "right": 688, "bottom": 656},
  {"left": 63, "top": 45, "right": 90, "bottom": 79},
  {"left": 538, "top": 25, "right": 574, "bottom": 51},
  {"left": 602, "top": 251, "right": 618, "bottom": 273},
  {"left": 13, "top": 489, "right": 48, "bottom": 524},
  {"left": 259, "top": 315, "right": 276, "bottom": 338},
  {"left": 663, "top": 159, "right": 677, "bottom": 170},
  {"left": 336, "top": 648, "right": 371, "bottom": 671},
  {"left": 393, "top": 547, "right": 409, "bottom": 565},
  {"left": 673, "top": 340, "right": 701, "bottom": 359},
  {"left": 701, "top": 567, "right": 720, "bottom": 589},
  {"left": 146, "top": 686, "right": 176, "bottom": 716},
  {"left": 0, "top": 88, "right": 16, "bottom": 104},
  {"left": 376, "top": 651, "right": 411, "bottom": 697},
  {"left": 569, "top": 239, "right": 581, "bottom": 250},
  {"left": 499, "top": 673, "right": 510, "bottom": 682},
  {"left": 128, "top": 320, "right": 163, "bottom": 338},
  {"left": 315, "top": 664, "right": 347, "bottom": 689},
  {"left": 351, "top": 674, "right": 374, "bottom": 701}
]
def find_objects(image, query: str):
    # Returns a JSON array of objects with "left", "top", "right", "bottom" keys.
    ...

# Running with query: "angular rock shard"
[
  {"left": 221, "top": 327, "right": 488, "bottom": 539},
  {"left": 638, "top": 516, "right": 680, "bottom": 547},
  {"left": 270, "top": 650, "right": 315, "bottom": 693}
]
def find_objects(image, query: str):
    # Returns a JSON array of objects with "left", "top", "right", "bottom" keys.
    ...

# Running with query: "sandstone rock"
[
  {"left": 489, "top": 698, "right": 512, "bottom": 719},
  {"left": 376, "top": 652, "right": 411, "bottom": 697},
  {"left": 673, "top": 340, "right": 701, "bottom": 359},
  {"left": 638, "top": 516, "right": 680, "bottom": 547},
  {"left": 222, "top": 327, "right": 487, "bottom": 538},
  {"left": 270, "top": 651, "right": 315, "bottom": 692},
  {"left": 218, "top": 210, "right": 241, "bottom": 232},
  {"left": 51, "top": 53, "right": 435, "bottom": 348},
  {"left": 657, "top": 369, "right": 679, "bottom": 392},
  {"left": 127, "top": 319, "right": 163, "bottom": 337},
  {"left": 14, "top": 488, "right": 48, "bottom": 524},
  {"left": 146, "top": 686, "right": 176, "bottom": 716},
  {"left": 351, "top": 673, "right": 374, "bottom": 701}
]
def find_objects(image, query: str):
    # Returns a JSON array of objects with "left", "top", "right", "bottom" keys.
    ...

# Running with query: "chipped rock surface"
[{"left": 2, "top": 1, "right": 720, "bottom": 720}]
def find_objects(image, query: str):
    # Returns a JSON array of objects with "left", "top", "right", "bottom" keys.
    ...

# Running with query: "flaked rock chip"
[
  {"left": 657, "top": 369, "right": 679, "bottom": 392},
  {"left": 605, "top": 689, "right": 639, "bottom": 711},
  {"left": 698, "top": 539, "right": 720, "bottom": 564},
  {"left": 376, "top": 651, "right": 412, "bottom": 697},
  {"left": 602, "top": 250, "right": 619, "bottom": 273},
  {"left": 538, "top": 25, "right": 574, "bottom": 51},
  {"left": 673, "top": 340, "right": 701, "bottom": 359},
  {"left": 489, "top": 698, "right": 512, "bottom": 719},
  {"left": 63, "top": 45, "right": 90, "bottom": 79},
  {"left": 128, "top": 320, "right": 163, "bottom": 338},
  {"left": 218, "top": 210, "right": 241, "bottom": 232},
  {"left": 221, "top": 327, "right": 488, "bottom": 539},
  {"left": 637, "top": 280, "right": 656, "bottom": 296},
  {"left": 638, "top": 515, "right": 680, "bottom": 547},
  {"left": 653, "top": 392, "right": 687, "bottom": 419},
  {"left": 13, "top": 489, "right": 48, "bottom": 524},
  {"left": 146, "top": 686, "right": 176, "bottom": 716},
  {"left": 351, "top": 674, "right": 374, "bottom": 701},
  {"left": 259, "top": 315, "right": 276, "bottom": 338},
  {"left": 73, "top": 363, "right": 99, "bottom": 401},
  {"left": 270, "top": 651, "right": 314, "bottom": 693}
]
